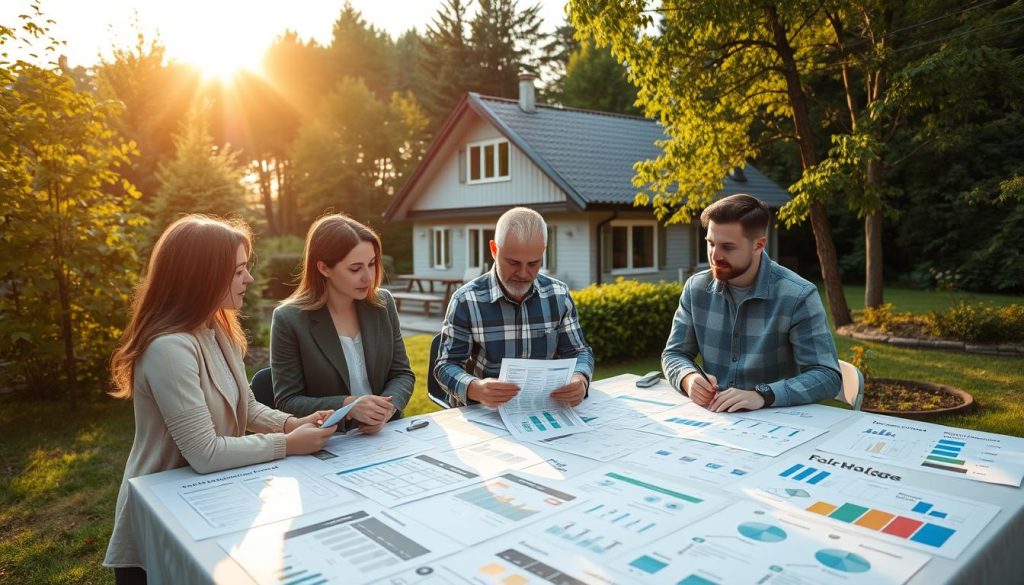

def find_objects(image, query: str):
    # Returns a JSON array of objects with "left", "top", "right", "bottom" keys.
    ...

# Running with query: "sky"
[{"left": 1, "top": 0, "right": 570, "bottom": 76}]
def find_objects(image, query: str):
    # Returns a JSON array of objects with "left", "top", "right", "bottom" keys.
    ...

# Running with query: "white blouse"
[{"left": 339, "top": 334, "right": 371, "bottom": 396}]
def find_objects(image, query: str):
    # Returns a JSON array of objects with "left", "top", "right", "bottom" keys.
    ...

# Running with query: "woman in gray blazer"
[
  {"left": 105, "top": 216, "right": 336, "bottom": 585},
  {"left": 270, "top": 214, "right": 414, "bottom": 434}
]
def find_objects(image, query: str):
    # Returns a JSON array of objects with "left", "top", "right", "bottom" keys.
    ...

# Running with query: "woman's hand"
[
  {"left": 284, "top": 423, "right": 336, "bottom": 455},
  {"left": 347, "top": 395, "right": 394, "bottom": 427},
  {"left": 284, "top": 410, "right": 334, "bottom": 433}
]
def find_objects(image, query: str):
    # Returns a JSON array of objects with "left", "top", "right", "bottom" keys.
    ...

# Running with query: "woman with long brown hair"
[
  {"left": 270, "top": 214, "right": 414, "bottom": 433},
  {"left": 103, "top": 216, "right": 336, "bottom": 585}
]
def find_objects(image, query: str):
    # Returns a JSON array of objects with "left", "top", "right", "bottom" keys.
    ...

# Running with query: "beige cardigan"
[{"left": 103, "top": 330, "right": 291, "bottom": 568}]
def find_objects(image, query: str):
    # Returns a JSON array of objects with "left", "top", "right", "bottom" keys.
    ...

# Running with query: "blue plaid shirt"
[
  {"left": 662, "top": 251, "right": 840, "bottom": 407},
  {"left": 435, "top": 270, "right": 594, "bottom": 407}
]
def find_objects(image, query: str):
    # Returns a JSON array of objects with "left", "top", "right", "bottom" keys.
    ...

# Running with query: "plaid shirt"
[
  {"left": 662, "top": 251, "right": 840, "bottom": 407},
  {"left": 435, "top": 270, "right": 594, "bottom": 407}
]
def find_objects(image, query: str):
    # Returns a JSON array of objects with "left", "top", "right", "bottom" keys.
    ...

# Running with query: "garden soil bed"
[{"left": 862, "top": 378, "right": 974, "bottom": 419}]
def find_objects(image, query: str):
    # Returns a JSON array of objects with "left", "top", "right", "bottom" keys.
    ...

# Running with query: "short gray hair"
[{"left": 495, "top": 207, "right": 547, "bottom": 247}]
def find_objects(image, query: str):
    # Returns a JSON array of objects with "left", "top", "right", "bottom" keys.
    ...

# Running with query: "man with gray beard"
[{"left": 435, "top": 207, "right": 594, "bottom": 408}]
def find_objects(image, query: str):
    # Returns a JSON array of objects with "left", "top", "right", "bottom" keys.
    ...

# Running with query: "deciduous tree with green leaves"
[
  {"left": 0, "top": 5, "right": 143, "bottom": 405},
  {"left": 571, "top": 0, "right": 853, "bottom": 326}
]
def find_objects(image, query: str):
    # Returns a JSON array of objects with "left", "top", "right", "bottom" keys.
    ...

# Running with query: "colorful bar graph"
[
  {"left": 805, "top": 500, "right": 958, "bottom": 549},
  {"left": 778, "top": 464, "right": 831, "bottom": 485},
  {"left": 922, "top": 439, "right": 970, "bottom": 473}
]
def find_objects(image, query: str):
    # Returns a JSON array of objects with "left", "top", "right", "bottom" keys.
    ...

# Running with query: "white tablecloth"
[{"left": 126, "top": 376, "right": 1024, "bottom": 584}]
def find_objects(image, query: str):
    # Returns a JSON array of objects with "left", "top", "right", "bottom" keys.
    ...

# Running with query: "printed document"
[
  {"left": 729, "top": 452, "right": 1000, "bottom": 559},
  {"left": 817, "top": 413, "right": 1024, "bottom": 487},
  {"left": 498, "top": 357, "right": 591, "bottom": 440},
  {"left": 151, "top": 459, "right": 349, "bottom": 540},
  {"left": 219, "top": 503, "right": 458, "bottom": 585},
  {"left": 616, "top": 500, "right": 929, "bottom": 585},
  {"left": 397, "top": 471, "right": 582, "bottom": 545}
]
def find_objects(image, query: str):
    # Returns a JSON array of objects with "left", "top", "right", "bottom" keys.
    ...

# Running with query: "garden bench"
[{"left": 391, "top": 291, "right": 446, "bottom": 316}]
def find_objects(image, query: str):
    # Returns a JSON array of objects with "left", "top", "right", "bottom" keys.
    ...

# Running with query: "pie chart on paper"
[
  {"left": 736, "top": 522, "right": 787, "bottom": 543},
  {"left": 815, "top": 549, "right": 871, "bottom": 573}
]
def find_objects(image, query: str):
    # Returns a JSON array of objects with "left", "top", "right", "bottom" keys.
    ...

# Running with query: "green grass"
[
  {"left": 1, "top": 284, "right": 1020, "bottom": 583},
  {"left": 840, "top": 284, "right": 1024, "bottom": 315}
]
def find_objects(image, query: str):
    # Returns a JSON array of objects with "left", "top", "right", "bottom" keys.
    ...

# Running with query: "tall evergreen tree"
[
  {"left": 329, "top": 2, "right": 396, "bottom": 99},
  {"left": 152, "top": 101, "right": 248, "bottom": 231},
  {"left": 469, "top": 0, "right": 546, "bottom": 98},
  {"left": 421, "top": 0, "right": 475, "bottom": 121}
]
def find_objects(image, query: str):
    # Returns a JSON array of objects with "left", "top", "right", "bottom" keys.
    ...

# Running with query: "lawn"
[{"left": 0, "top": 285, "right": 1020, "bottom": 584}]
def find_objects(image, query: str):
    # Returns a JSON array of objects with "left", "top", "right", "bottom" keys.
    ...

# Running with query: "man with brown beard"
[{"left": 662, "top": 194, "right": 840, "bottom": 412}]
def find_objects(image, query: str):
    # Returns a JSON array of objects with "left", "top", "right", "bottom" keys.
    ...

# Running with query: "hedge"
[{"left": 574, "top": 278, "right": 682, "bottom": 364}]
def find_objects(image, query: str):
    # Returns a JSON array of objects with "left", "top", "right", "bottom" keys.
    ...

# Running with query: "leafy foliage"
[
  {"left": 929, "top": 302, "right": 1024, "bottom": 343},
  {"left": 0, "top": 8, "right": 144, "bottom": 403},
  {"left": 573, "top": 278, "right": 682, "bottom": 363},
  {"left": 556, "top": 36, "right": 639, "bottom": 115}
]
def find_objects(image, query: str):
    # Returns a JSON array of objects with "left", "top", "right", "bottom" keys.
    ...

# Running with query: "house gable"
[{"left": 408, "top": 110, "right": 571, "bottom": 217}]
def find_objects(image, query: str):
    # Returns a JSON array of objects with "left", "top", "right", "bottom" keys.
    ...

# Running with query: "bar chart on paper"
[
  {"left": 619, "top": 437, "right": 775, "bottom": 487},
  {"left": 218, "top": 505, "right": 458, "bottom": 585},
  {"left": 528, "top": 467, "right": 725, "bottom": 562},
  {"left": 398, "top": 473, "right": 580, "bottom": 546},
  {"left": 731, "top": 455, "right": 1001, "bottom": 559},
  {"left": 818, "top": 416, "right": 1024, "bottom": 486},
  {"left": 644, "top": 404, "right": 827, "bottom": 456}
]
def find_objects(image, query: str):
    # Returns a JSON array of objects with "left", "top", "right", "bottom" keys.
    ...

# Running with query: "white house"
[{"left": 383, "top": 76, "right": 791, "bottom": 290}]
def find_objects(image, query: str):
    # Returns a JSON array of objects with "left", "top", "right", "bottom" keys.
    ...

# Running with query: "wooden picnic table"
[
  {"left": 391, "top": 274, "right": 467, "bottom": 315},
  {"left": 395, "top": 274, "right": 466, "bottom": 299}
]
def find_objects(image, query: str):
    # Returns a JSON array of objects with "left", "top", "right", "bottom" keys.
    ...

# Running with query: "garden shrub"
[
  {"left": 260, "top": 253, "right": 303, "bottom": 300},
  {"left": 928, "top": 302, "right": 1024, "bottom": 343},
  {"left": 573, "top": 278, "right": 682, "bottom": 364},
  {"left": 861, "top": 303, "right": 928, "bottom": 334}
]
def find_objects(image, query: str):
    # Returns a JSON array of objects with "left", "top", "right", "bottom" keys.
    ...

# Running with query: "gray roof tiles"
[{"left": 474, "top": 95, "right": 791, "bottom": 208}]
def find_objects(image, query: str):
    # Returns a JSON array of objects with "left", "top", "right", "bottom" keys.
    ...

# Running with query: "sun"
[{"left": 156, "top": 3, "right": 268, "bottom": 81}]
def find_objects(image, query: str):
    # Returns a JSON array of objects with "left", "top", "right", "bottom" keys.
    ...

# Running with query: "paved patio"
[{"left": 398, "top": 309, "right": 444, "bottom": 338}]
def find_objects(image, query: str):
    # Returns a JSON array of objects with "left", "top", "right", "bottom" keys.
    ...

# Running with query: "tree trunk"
[
  {"left": 864, "top": 158, "right": 884, "bottom": 307},
  {"left": 257, "top": 159, "right": 278, "bottom": 236},
  {"left": 56, "top": 266, "right": 77, "bottom": 409},
  {"left": 765, "top": 5, "right": 852, "bottom": 327}
]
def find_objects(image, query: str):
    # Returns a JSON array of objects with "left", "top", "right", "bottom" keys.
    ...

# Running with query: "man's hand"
[
  {"left": 550, "top": 373, "right": 588, "bottom": 407},
  {"left": 682, "top": 371, "right": 718, "bottom": 406},
  {"left": 708, "top": 388, "right": 766, "bottom": 413},
  {"left": 467, "top": 378, "right": 520, "bottom": 408}
]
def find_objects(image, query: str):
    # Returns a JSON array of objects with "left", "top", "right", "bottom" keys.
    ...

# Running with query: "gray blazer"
[{"left": 270, "top": 289, "right": 414, "bottom": 424}]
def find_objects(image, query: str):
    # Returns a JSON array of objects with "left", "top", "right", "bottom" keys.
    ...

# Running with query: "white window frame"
[
  {"left": 695, "top": 223, "right": 710, "bottom": 268},
  {"left": 431, "top": 227, "right": 451, "bottom": 269},
  {"left": 466, "top": 138, "right": 511, "bottom": 184},
  {"left": 465, "top": 224, "right": 495, "bottom": 270},
  {"left": 610, "top": 220, "right": 659, "bottom": 275},
  {"left": 542, "top": 225, "right": 555, "bottom": 272}
]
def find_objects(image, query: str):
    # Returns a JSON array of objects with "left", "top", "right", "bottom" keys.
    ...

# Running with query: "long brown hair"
[
  {"left": 110, "top": 215, "right": 252, "bottom": 399},
  {"left": 284, "top": 214, "right": 383, "bottom": 310}
]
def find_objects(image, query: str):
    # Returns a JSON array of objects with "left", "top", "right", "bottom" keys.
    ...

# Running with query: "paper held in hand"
[{"left": 497, "top": 357, "right": 592, "bottom": 440}]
